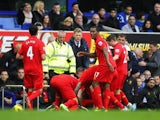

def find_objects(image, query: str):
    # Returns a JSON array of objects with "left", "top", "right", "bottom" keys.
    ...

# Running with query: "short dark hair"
[
  {"left": 153, "top": 74, "right": 160, "bottom": 78},
  {"left": 76, "top": 67, "right": 85, "bottom": 74},
  {"left": 0, "top": 69, "right": 8, "bottom": 75},
  {"left": 117, "top": 34, "right": 126, "bottom": 38},
  {"left": 106, "top": 34, "right": 117, "bottom": 41},
  {"left": 128, "top": 15, "right": 135, "bottom": 19},
  {"left": 90, "top": 26, "right": 100, "bottom": 32},
  {"left": 29, "top": 25, "right": 38, "bottom": 36},
  {"left": 124, "top": 5, "right": 132, "bottom": 9},
  {"left": 110, "top": 8, "right": 117, "bottom": 12},
  {"left": 150, "top": 41, "right": 158, "bottom": 47},
  {"left": 53, "top": 2, "right": 60, "bottom": 6},
  {"left": 17, "top": 67, "right": 24, "bottom": 72},
  {"left": 155, "top": 2, "right": 160, "bottom": 5},
  {"left": 72, "top": 2, "right": 79, "bottom": 7}
]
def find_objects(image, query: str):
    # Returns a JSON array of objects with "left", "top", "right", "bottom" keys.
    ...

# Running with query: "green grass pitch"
[{"left": 0, "top": 110, "right": 160, "bottom": 120}]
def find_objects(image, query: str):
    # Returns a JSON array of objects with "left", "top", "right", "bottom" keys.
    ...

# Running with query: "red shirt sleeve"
[
  {"left": 39, "top": 41, "right": 45, "bottom": 55},
  {"left": 96, "top": 39, "right": 106, "bottom": 51}
]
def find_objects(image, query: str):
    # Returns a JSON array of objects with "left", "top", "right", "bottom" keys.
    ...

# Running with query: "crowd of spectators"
[
  {"left": 14, "top": 1, "right": 160, "bottom": 32},
  {"left": 0, "top": 1, "right": 160, "bottom": 110}
]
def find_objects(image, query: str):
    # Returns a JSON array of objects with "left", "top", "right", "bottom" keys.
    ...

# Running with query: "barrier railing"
[
  {"left": 1, "top": 85, "right": 26, "bottom": 110},
  {"left": 1, "top": 84, "right": 50, "bottom": 110}
]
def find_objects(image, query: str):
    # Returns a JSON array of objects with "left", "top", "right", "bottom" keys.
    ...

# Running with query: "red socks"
[
  {"left": 103, "top": 88, "right": 111, "bottom": 109},
  {"left": 64, "top": 99, "right": 78, "bottom": 108},
  {"left": 120, "top": 91, "right": 129, "bottom": 106},
  {"left": 28, "top": 89, "right": 41, "bottom": 101},
  {"left": 91, "top": 89, "right": 97, "bottom": 107},
  {"left": 93, "top": 86, "right": 103, "bottom": 109},
  {"left": 115, "top": 93, "right": 122, "bottom": 102},
  {"left": 53, "top": 93, "right": 61, "bottom": 106},
  {"left": 110, "top": 92, "right": 124, "bottom": 109}
]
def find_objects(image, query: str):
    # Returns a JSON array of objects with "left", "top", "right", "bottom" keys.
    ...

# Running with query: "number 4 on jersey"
[{"left": 27, "top": 46, "right": 34, "bottom": 60}]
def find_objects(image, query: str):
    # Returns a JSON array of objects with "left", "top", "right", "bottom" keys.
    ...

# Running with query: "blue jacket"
[
  {"left": 68, "top": 37, "right": 90, "bottom": 69},
  {"left": 117, "top": 12, "right": 135, "bottom": 28}
]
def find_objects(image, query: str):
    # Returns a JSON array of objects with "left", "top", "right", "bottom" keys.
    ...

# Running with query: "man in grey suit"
[
  {"left": 139, "top": 42, "right": 160, "bottom": 76},
  {"left": 121, "top": 15, "right": 140, "bottom": 32}
]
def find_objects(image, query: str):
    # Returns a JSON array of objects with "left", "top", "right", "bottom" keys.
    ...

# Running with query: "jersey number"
[
  {"left": 123, "top": 51, "right": 127, "bottom": 63},
  {"left": 94, "top": 72, "right": 100, "bottom": 80},
  {"left": 27, "top": 46, "right": 34, "bottom": 60}
]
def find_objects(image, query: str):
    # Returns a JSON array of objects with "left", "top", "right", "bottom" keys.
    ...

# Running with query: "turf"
[{"left": 0, "top": 110, "right": 160, "bottom": 120}]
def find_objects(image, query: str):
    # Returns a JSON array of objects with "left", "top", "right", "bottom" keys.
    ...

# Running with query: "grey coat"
[{"left": 146, "top": 49, "right": 160, "bottom": 75}]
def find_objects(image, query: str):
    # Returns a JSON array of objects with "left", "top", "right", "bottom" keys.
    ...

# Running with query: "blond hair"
[
  {"left": 33, "top": 0, "right": 44, "bottom": 12},
  {"left": 63, "top": 17, "right": 73, "bottom": 25},
  {"left": 73, "top": 28, "right": 82, "bottom": 33}
]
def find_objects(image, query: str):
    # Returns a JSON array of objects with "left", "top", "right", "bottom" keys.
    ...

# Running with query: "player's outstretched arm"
[
  {"left": 74, "top": 82, "right": 82, "bottom": 94},
  {"left": 77, "top": 51, "right": 96, "bottom": 58}
]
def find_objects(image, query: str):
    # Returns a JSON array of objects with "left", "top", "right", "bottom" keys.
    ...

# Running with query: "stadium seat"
[
  {"left": 0, "top": 17, "right": 21, "bottom": 30},
  {"left": 21, "top": 23, "right": 32, "bottom": 30},
  {"left": 0, "top": 18, "right": 15, "bottom": 30}
]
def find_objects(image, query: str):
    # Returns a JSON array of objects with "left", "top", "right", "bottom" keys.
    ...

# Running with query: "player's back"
[
  {"left": 52, "top": 74, "right": 78, "bottom": 89},
  {"left": 114, "top": 42, "right": 127, "bottom": 73},
  {"left": 79, "top": 65, "right": 98, "bottom": 85},
  {"left": 21, "top": 36, "right": 44, "bottom": 75}
]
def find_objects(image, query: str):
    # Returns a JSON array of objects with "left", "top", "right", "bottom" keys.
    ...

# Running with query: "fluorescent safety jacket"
[{"left": 43, "top": 39, "right": 76, "bottom": 74}]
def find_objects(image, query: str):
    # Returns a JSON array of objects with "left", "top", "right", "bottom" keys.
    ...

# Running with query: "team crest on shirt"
[
  {"left": 98, "top": 41, "right": 103, "bottom": 46},
  {"left": 129, "top": 80, "right": 132, "bottom": 85},
  {"left": 115, "top": 49, "right": 120, "bottom": 53}
]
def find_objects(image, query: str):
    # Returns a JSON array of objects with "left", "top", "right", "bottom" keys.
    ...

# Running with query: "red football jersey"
[
  {"left": 18, "top": 36, "right": 45, "bottom": 75},
  {"left": 79, "top": 65, "right": 98, "bottom": 85},
  {"left": 51, "top": 74, "right": 78, "bottom": 89},
  {"left": 114, "top": 42, "right": 127, "bottom": 74},
  {"left": 95, "top": 35, "right": 116, "bottom": 69}
]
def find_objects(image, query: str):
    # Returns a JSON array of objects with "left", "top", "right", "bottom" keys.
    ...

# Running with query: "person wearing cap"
[
  {"left": 34, "top": 22, "right": 43, "bottom": 30},
  {"left": 135, "top": 77, "right": 160, "bottom": 109}
]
